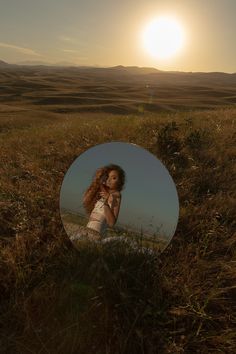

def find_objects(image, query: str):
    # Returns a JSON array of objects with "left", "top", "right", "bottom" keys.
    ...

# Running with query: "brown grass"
[{"left": 0, "top": 97, "right": 236, "bottom": 353}]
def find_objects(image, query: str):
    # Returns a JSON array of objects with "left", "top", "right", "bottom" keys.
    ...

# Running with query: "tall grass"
[{"left": 0, "top": 107, "right": 235, "bottom": 353}]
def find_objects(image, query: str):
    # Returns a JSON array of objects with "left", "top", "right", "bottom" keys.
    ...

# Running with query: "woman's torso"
[
  {"left": 86, "top": 191, "right": 121, "bottom": 235},
  {"left": 86, "top": 197, "right": 112, "bottom": 235}
]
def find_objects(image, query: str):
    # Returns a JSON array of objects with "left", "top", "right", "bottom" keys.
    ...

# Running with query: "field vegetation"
[{"left": 0, "top": 67, "right": 235, "bottom": 352}]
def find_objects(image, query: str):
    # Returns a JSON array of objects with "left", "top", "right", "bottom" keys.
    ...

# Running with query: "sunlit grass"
[{"left": 0, "top": 107, "right": 235, "bottom": 353}]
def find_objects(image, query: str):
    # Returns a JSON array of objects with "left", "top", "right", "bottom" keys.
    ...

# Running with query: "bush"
[
  {"left": 156, "top": 121, "right": 183, "bottom": 157},
  {"left": 185, "top": 128, "right": 211, "bottom": 150}
]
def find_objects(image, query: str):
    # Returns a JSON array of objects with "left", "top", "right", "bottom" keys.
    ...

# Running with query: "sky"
[
  {"left": 0, "top": 0, "right": 235, "bottom": 72},
  {"left": 59, "top": 142, "right": 179, "bottom": 240}
]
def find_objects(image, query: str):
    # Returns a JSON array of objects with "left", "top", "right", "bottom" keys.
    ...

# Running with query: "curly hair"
[{"left": 83, "top": 164, "right": 125, "bottom": 215}]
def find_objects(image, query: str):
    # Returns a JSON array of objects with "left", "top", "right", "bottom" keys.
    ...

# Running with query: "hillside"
[{"left": 0, "top": 63, "right": 235, "bottom": 117}]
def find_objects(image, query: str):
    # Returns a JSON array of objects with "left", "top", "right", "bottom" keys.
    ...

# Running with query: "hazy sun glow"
[{"left": 142, "top": 16, "right": 185, "bottom": 59}]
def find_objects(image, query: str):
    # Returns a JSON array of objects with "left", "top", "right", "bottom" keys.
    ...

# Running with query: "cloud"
[
  {"left": 59, "top": 35, "right": 88, "bottom": 48},
  {"left": 61, "top": 49, "right": 81, "bottom": 53},
  {"left": 0, "top": 42, "right": 42, "bottom": 56},
  {"left": 59, "top": 35, "right": 75, "bottom": 43}
]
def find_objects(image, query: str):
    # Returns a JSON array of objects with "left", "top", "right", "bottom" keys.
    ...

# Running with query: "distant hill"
[
  {"left": 0, "top": 60, "right": 236, "bottom": 90},
  {"left": 16, "top": 60, "right": 78, "bottom": 67},
  {"left": 16, "top": 60, "right": 56, "bottom": 66},
  {"left": 0, "top": 60, "right": 11, "bottom": 67},
  {"left": 108, "top": 65, "right": 161, "bottom": 74},
  {"left": 1, "top": 59, "right": 234, "bottom": 77}
]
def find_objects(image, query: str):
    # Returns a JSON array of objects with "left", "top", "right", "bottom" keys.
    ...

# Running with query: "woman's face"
[{"left": 106, "top": 170, "right": 120, "bottom": 190}]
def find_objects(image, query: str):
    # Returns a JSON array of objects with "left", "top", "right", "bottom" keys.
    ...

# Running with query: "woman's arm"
[{"left": 103, "top": 193, "right": 121, "bottom": 227}]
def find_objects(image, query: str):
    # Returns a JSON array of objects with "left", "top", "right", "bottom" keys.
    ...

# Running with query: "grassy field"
[
  {"left": 61, "top": 211, "right": 168, "bottom": 252},
  {"left": 0, "top": 73, "right": 236, "bottom": 352}
]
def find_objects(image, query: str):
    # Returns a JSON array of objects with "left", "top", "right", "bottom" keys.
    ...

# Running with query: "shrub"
[
  {"left": 156, "top": 121, "right": 183, "bottom": 157},
  {"left": 185, "top": 128, "right": 211, "bottom": 150}
]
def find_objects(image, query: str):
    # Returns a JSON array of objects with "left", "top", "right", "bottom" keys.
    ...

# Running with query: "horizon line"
[{"left": 1, "top": 59, "right": 235, "bottom": 75}]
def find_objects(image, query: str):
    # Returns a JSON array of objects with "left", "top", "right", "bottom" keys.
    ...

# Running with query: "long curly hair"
[{"left": 83, "top": 164, "right": 125, "bottom": 215}]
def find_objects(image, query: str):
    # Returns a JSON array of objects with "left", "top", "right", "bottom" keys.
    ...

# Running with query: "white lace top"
[{"left": 86, "top": 197, "right": 112, "bottom": 236}]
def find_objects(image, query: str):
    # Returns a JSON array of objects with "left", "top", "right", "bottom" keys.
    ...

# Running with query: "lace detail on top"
[{"left": 86, "top": 197, "right": 112, "bottom": 235}]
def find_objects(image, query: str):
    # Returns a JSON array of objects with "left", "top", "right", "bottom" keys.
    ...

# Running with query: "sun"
[{"left": 142, "top": 16, "right": 185, "bottom": 59}]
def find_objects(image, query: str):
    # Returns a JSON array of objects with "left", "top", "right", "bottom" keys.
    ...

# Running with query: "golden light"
[{"left": 142, "top": 16, "right": 185, "bottom": 59}]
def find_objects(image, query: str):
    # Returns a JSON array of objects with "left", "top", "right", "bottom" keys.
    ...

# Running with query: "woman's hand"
[{"left": 100, "top": 184, "right": 110, "bottom": 201}]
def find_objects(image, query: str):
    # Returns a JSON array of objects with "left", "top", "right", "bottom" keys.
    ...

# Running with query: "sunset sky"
[{"left": 0, "top": 0, "right": 235, "bottom": 72}]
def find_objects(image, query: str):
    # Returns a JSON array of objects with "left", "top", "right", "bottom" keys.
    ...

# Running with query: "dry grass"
[{"left": 0, "top": 104, "right": 236, "bottom": 353}]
